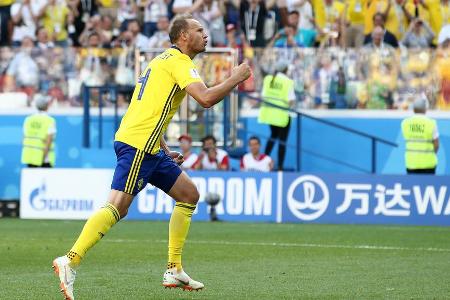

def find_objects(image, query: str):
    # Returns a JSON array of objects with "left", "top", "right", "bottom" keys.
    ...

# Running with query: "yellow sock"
[
  {"left": 66, "top": 203, "right": 120, "bottom": 268},
  {"left": 168, "top": 202, "right": 196, "bottom": 271}
]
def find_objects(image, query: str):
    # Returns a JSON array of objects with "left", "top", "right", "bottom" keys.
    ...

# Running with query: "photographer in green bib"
[
  {"left": 258, "top": 60, "right": 295, "bottom": 170},
  {"left": 401, "top": 95, "right": 439, "bottom": 174},
  {"left": 21, "top": 94, "right": 56, "bottom": 168}
]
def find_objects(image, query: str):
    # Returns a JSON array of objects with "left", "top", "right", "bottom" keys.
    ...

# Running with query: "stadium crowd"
[{"left": 0, "top": 0, "right": 450, "bottom": 110}]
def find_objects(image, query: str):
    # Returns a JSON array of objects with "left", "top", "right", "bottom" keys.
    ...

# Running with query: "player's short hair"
[
  {"left": 289, "top": 10, "right": 300, "bottom": 17},
  {"left": 201, "top": 134, "right": 217, "bottom": 145},
  {"left": 169, "top": 13, "right": 195, "bottom": 44},
  {"left": 249, "top": 136, "right": 260, "bottom": 144}
]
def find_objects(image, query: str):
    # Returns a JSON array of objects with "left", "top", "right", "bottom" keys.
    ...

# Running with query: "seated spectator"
[
  {"left": 313, "top": 0, "right": 344, "bottom": 36},
  {"left": 78, "top": 15, "right": 109, "bottom": 47},
  {"left": 117, "top": 0, "right": 139, "bottom": 31},
  {"left": 6, "top": 36, "right": 39, "bottom": 101},
  {"left": 67, "top": 0, "right": 99, "bottom": 47},
  {"left": 287, "top": 0, "right": 314, "bottom": 30},
  {"left": 139, "top": 0, "right": 169, "bottom": 38},
  {"left": 364, "top": 25, "right": 395, "bottom": 51},
  {"left": 240, "top": 136, "right": 273, "bottom": 172},
  {"left": 271, "top": 10, "right": 316, "bottom": 47},
  {"left": 401, "top": 18, "right": 435, "bottom": 48},
  {"left": 195, "top": 135, "right": 230, "bottom": 170},
  {"left": 240, "top": 0, "right": 268, "bottom": 47},
  {"left": 100, "top": 15, "right": 115, "bottom": 45},
  {"left": 38, "top": 0, "right": 72, "bottom": 47},
  {"left": 35, "top": 26, "right": 55, "bottom": 50},
  {"left": 363, "top": 12, "right": 399, "bottom": 48},
  {"left": 364, "top": 0, "right": 410, "bottom": 42},
  {"left": 148, "top": 15, "right": 171, "bottom": 48},
  {"left": 10, "top": 0, "right": 42, "bottom": 47},
  {"left": 345, "top": 0, "right": 366, "bottom": 48},
  {"left": 127, "top": 19, "right": 150, "bottom": 50},
  {"left": 193, "top": 0, "right": 226, "bottom": 46},
  {"left": 178, "top": 134, "right": 198, "bottom": 170}
]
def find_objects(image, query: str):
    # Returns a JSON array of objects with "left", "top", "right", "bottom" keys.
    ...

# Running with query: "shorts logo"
[{"left": 137, "top": 178, "right": 144, "bottom": 190}]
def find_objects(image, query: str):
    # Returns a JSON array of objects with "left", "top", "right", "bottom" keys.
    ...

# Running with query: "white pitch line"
[{"left": 103, "top": 239, "right": 450, "bottom": 253}]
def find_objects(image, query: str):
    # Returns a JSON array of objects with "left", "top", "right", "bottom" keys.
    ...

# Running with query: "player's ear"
[{"left": 180, "top": 30, "right": 188, "bottom": 41}]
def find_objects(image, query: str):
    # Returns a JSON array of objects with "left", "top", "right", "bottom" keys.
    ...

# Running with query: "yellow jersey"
[
  {"left": 115, "top": 47, "right": 203, "bottom": 154},
  {"left": 313, "top": 0, "right": 345, "bottom": 30},
  {"left": 364, "top": 0, "right": 408, "bottom": 40}
]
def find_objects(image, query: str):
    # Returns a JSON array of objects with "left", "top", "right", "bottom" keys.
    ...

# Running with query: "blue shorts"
[{"left": 111, "top": 141, "right": 182, "bottom": 195}]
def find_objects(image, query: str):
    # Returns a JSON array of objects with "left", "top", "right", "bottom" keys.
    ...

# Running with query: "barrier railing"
[{"left": 241, "top": 92, "right": 398, "bottom": 173}]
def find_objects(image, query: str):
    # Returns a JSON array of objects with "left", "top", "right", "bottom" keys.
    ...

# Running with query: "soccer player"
[{"left": 52, "top": 13, "right": 251, "bottom": 300}]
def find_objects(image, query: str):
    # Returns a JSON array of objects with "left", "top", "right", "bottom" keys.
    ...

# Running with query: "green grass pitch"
[{"left": 1, "top": 219, "right": 449, "bottom": 299}]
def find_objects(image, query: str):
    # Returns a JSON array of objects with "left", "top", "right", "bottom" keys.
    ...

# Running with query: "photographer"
[{"left": 195, "top": 135, "right": 230, "bottom": 171}]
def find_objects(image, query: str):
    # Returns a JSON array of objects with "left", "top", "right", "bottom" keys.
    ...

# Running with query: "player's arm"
[
  {"left": 185, "top": 63, "right": 251, "bottom": 108},
  {"left": 160, "top": 136, "right": 185, "bottom": 165}
]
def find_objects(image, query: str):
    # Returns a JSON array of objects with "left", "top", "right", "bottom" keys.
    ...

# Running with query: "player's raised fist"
[{"left": 232, "top": 63, "right": 252, "bottom": 83}]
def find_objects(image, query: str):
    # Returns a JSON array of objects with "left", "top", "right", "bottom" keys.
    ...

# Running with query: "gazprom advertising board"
[{"left": 20, "top": 169, "right": 450, "bottom": 225}]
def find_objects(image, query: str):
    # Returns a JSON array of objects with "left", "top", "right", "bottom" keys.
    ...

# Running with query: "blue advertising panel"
[
  {"left": 126, "top": 171, "right": 279, "bottom": 222},
  {"left": 282, "top": 173, "right": 450, "bottom": 226}
]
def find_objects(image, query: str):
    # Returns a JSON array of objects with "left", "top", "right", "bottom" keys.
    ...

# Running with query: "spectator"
[
  {"left": 345, "top": 0, "right": 366, "bottom": 48},
  {"left": 21, "top": 94, "right": 56, "bottom": 168},
  {"left": 0, "top": 0, "right": 13, "bottom": 46},
  {"left": 286, "top": 0, "right": 314, "bottom": 30},
  {"left": 364, "top": 26, "right": 394, "bottom": 50},
  {"left": 78, "top": 15, "right": 108, "bottom": 47},
  {"left": 258, "top": 60, "right": 295, "bottom": 170},
  {"left": 139, "top": 0, "right": 169, "bottom": 38},
  {"left": 117, "top": 0, "right": 138, "bottom": 31},
  {"left": 10, "top": 0, "right": 42, "bottom": 46},
  {"left": 268, "top": 10, "right": 317, "bottom": 48},
  {"left": 363, "top": 12, "right": 399, "bottom": 48},
  {"left": 329, "top": 66, "right": 347, "bottom": 108},
  {"left": 68, "top": 0, "right": 99, "bottom": 46},
  {"left": 127, "top": 19, "right": 150, "bottom": 49},
  {"left": 6, "top": 36, "right": 39, "bottom": 100},
  {"left": 172, "top": 0, "right": 196, "bottom": 15},
  {"left": 364, "top": 0, "right": 410, "bottom": 42},
  {"left": 312, "top": 55, "right": 334, "bottom": 108},
  {"left": 195, "top": 135, "right": 230, "bottom": 170},
  {"left": 100, "top": 15, "right": 114, "bottom": 45},
  {"left": 240, "top": 0, "right": 268, "bottom": 47},
  {"left": 313, "top": 0, "right": 344, "bottom": 35},
  {"left": 178, "top": 134, "right": 198, "bottom": 170},
  {"left": 193, "top": 0, "right": 226, "bottom": 46},
  {"left": 440, "top": 0, "right": 450, "bottom": 27},
  {"left": 148, "top": 15, "right": 171, "bottom": 48},
  {"left": 433, "top": 24, "right": 450, "bottom": 109},
  {"left": 39, "top": 0, "right": 72, "bottom": 47},
  {"left": 401, "top": 18, "right": 434, "bottom": 48},
  {"left": 240, "top": 136, "right": 273, "bottom": 172},
  {"left": 35, "top": 26, "right": 55, "bottom": 50}
]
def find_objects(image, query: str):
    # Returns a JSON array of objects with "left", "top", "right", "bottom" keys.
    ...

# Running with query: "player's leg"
[
  {"left": 66, "top": 190, "right": 133, "bottom": 267},
  {"left": 52, "top": 142, "right": 144, "bottom": 300},
  {"left": 166, "top": 172, "right": 199, "bottom": 271},
  {"left": 163, "top": 172, "right": 204, "bottom": 290},
  {"left": 147, "top": 152, "right": 203, "bottom": 290}
]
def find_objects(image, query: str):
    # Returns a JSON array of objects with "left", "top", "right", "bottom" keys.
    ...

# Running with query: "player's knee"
[{"left": 186, "top": 187, "right": 200, "bottom": 205}]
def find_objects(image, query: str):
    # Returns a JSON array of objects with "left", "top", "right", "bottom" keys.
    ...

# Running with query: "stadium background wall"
[{"left": 0, "top": 111, "right": 449, "bottom": 200}]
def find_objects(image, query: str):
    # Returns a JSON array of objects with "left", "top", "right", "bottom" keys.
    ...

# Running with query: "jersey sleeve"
[{"left": 171, "top": 58, "right": 203, "bottom": 90}]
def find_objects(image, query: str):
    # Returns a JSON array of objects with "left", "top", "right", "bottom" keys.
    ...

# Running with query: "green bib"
[
  {"left": 401, "top": 115, "right": 437, "bottom": 170},
  {"left": 21, "top": 114, "right": 56, "bottom": 166},
  {"left": 258, "top": 74, "right": 293, "bottom": 127}
]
